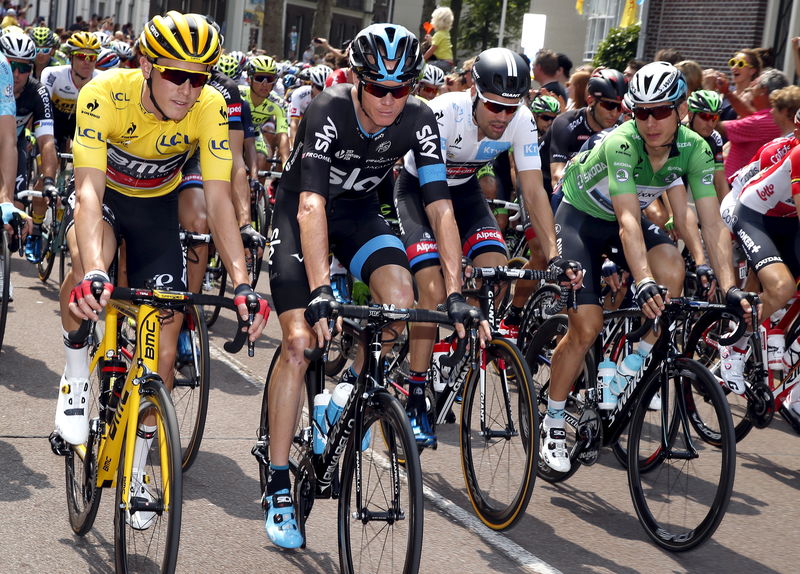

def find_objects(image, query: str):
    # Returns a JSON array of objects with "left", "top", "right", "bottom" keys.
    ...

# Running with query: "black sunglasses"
[
  {"left": 361, "top": 81, "right": 413, "bottom": 99},
  {"left": 633, "top": 104, "right": 677, "bottom": 121},
  {"left": 537, "top": 114, "right": 557, "bottom": 122},
  {"left": 152, "top": 63, "right": 209, "bottom": 88},
  {"left": 9, "top": 61, "right": 32, "bottom": 74},
  {"left": 598, "top": 100, "right": 622, "bottom": 111},
  {"left": 252, "top": 74, "right": 277, "bottom": 84}
]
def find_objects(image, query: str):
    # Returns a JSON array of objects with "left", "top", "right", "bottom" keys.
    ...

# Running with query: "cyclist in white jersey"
[{"left": 394, "top": 48, "right": 581, "bottom": 447}]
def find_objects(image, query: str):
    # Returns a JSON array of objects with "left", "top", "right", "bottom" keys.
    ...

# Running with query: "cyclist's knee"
[{"left": 282, "top": 323, "right": 315, "bottom": 366}]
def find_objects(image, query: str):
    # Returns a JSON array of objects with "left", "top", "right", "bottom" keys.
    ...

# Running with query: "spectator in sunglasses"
[{"left": 718, "top": 69, "right": 789, "bottom": 178}]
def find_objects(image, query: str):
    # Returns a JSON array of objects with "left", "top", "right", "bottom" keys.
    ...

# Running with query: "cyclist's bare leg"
[
  {"left": 755, "top": 262, "right": 795, "bottom": 323},
  {"left": 269, "top": 309, "right": 315, "bottom": 467},
  {"left": 366, "top": 263, "right": 415, "bottom": 360},
  {"left": 509, "top": 235, "right": 547, "bottom": 309},
  {"left": 645, "top": 242, "right": 685, "bottom": 345},
  {"left": 409, "top": 265, "right": 446, "bottom": 373},
  {"left": 179, "top": 185, "right": 209, "bottom": 293},
  {"left": 549, "top": 304, "right": 604, "bottom": 401}
]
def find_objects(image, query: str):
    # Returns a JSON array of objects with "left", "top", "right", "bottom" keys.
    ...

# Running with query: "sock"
[
  {"left": 63, "top": 332, "right": 90, "bottom": 380},
  {"left": 132, "top": 424, "right": 157, "bottom": 478},
  {"left": 544, "top": 398, "right": 566, "bottom": 429},
  {"left": 407, "top": 370, "right": 427, "bottom": 412},
  {"left": 343, "top": 365, "right": 358, "bottom": 381},
  {"left": 267, "top": 464, "right": 291, "bottom": 495},
  {"left": 637, "top": 340, "right": 653, "bottom": 357}
]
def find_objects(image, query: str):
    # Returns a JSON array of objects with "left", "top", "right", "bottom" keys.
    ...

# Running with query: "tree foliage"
[
  {"left": 458, "top": 0, "right": 529, "bottom": 55},
  {"left": 592, "top": 24, "right": 640, "bottom": 71}
]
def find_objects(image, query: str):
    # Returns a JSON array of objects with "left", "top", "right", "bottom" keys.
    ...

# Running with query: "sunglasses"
[
  {"left": 598, "top": 100, "right": 622, "bottom": 111},
  {"left": 632, "top": 104, "right": 677, "bottom": 121},
  {"left": 696, "top": 111, "right": 719, "bottom": 122},
  {"left": 252, "top": 74, "right": 277, "bottom": 84},
  {"left": 152, "top": 63, "right": 210, "bottom": 88},
  {"left": 73, "top": 52, "right": 98, "bottom": 62},
  {"left": 729, "top": 58, "right": 753, "bottom": 68},
  {"left": 537, "top": 114, "right": 557, "bottom": 122},
  {"left": 9, "top": 61, "right": 32, "bottom": 74},
  {"left": 37, "top": 47, "right": 52, "bottom": 54},
  {"left": 361, "top": 80, "right": 413, "bottom": 99},
  {"left": 476, "top": 88, "right": 522, "bottom": 115}
]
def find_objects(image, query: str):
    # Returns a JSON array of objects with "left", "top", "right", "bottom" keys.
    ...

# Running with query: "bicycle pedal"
[{"left": 48, "top": 431, "right": 70, "bottom": 456}]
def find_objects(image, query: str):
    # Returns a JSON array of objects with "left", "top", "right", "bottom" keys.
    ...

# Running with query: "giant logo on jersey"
[
  {"left": 476, "top": 141, "right": 511, "bottom": 161},
  {"left": 106, "top": 145, "right": 189, "bottom": 189}
]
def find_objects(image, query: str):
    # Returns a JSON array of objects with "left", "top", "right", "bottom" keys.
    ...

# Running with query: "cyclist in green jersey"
[
  {"left": 239, "top": 55, "right": 289, "bottom": 171},
  {"left": 540, "top": 62, "right": 753, "bottom": 473}
]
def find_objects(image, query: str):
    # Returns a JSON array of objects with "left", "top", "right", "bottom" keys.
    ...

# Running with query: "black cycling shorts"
[
  {"left": 555, "top": 201, "right": 675, "bottom": 306},
  {"left": 394, "top": 168, "right": 507, "bottom": 272},
  {"left": 732, "top": 203, "right": 800, "bottom": 276},
  {"left": 268, "top": 190, "right": 409, "bottom": 315},
  {"left": 64, "top": 188, "right": 185, "bottom": 290},
  {"left": 177, "top": 151, "right": 203, "bottom": 192}
]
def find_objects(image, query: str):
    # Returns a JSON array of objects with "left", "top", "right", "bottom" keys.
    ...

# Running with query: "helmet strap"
[{"left": 145, "top": 75, "right": 172, "bottom": 122}]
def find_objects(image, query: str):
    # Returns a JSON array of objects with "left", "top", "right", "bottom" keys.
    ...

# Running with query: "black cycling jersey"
[
  {"left": 14, "top": 76, "right": 53, "bottom": 138},
  {"left": 207, "top": 69, "right": 244, "bottom": 133},
  {"left": 549, "top": 107, "right": 601, "bottom": 164},
  {"left": 280, "top": 83, "right": 448, "bottom": 204},
  {"left": 241, "top": 99, "right": 258, "bottom": 141}
]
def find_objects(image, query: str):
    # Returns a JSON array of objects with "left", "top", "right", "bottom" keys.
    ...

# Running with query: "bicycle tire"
[
  {"left": 59, "top": 244, "right": 69, "bottom": 286},
  {"left": 202, "top": 252, "right": 225, "bottom": 328},
  {"left": 257, "top": 345, "right": 315, "bottom": 494},
  {"left": 64, "top": 335, "right": 103, "bottom": 535},
  {"left": 114, "top": 377, "right": 183, "bottom": 573},
  {"left": 683, "top": 308, "right": 753, "bottom": 442},
  {"left": 0, "top": 229, "right": 9, "bottom": 353},
  {"left": 460, "top": 337, "right": 538, "bottom": 530},
  {"left": 338, "top": 391, "right": 423, "bottom": 574},
  {"left": 173, "top": 305, "right": 211, "bottom": 471},
  {"left": 628, "top": 357, "right": 735, "bottom": 551},
  {"left": 37, "top": 215, "right": 57, "bottom": 282},
  {"left": 525, "top": 315, "right": 592, "bottom": 483},
  {"left": 517, "top": 283, "right": 562, "bottom": 353}
]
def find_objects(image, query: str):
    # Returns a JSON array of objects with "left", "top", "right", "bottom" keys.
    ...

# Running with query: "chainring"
[{"left": 576, "top": 407, "right": 603, "bottom": 466}]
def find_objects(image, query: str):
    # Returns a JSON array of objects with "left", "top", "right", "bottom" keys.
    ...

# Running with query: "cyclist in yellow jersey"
[
  {"left": 239, "top": 55, "right": 290, "bottom": 170},
  {"left": 53, "top": 11, "right": 269, "bottom": 448}
]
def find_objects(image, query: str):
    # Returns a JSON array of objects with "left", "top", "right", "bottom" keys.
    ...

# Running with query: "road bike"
[
  {"left": 525, "top": 294, "right": 744, "bottom": 550},
  {"left": 50, "top": 285, "right": 252, "bottom": 573},
  {"left": 252, "top": 302, "right": 463, "bottom": 572},
  {"left": 0, "top": 209, "right": 25, "bottom": 353}
]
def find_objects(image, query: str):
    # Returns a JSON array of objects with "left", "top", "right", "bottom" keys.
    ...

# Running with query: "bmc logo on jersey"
[
  {"left": 208, "top": 139, "right": 231, "bottom": 160},
  {"left": 314, "top": 116, "right": 338, "bottom": 153},
  {"left": 156, "top": 133, "right": 190, "bottom": 154}
]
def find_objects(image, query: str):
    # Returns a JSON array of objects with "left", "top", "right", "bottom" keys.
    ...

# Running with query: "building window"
[
  {"left": 583, "top": 0, "right": 624, "bottom": 62},
  {"left": 772, "top": 0, "right": 794, "bottom": 71}
]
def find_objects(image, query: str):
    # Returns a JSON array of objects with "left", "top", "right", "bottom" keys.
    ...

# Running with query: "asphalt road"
[{"left": 1, "top": 257, "right": 798, "bottom": 573}]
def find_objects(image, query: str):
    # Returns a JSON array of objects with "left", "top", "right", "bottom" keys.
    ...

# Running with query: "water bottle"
[
  {"left": 596, "top": 360, "right": 618, "bottom": 410},
  {"left": 612, "top": 351, "right": 645, "bottom": 400},
  {"left": 767, "top": 327, "right": 785, "bottom": 373},
  {"left": 102, "top": 357, "right": 127, "bottom": 423},
  {"left": 430, "top": 341, "right": 451, "bottom": 393},
  {"left": 326, "top": 382, "right": 353, "bottom": 428},
  {"left": 312, "top": 390, "right": 331, "bottom": 455}
]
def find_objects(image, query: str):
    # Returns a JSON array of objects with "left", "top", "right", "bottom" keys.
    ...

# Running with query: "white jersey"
[
  {"left": 40, "top": 64, "right": 100, "bottom": 118},
  {"left": 288, "top": 84, "right": 313, "bottom": 119},
  {"left": 403, "top": 90, "right": 541, "bottom": 186}
]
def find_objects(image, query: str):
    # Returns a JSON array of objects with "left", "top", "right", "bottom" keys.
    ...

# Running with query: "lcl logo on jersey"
[
  {"left": 76, "top": 127, "right": 104, "bottom": 149},
  {"left": 156, "top": 132, "right": 190, "bottom": 154},
  {"left": 208, "top": 139, "right": 231, "bottom": 160}
]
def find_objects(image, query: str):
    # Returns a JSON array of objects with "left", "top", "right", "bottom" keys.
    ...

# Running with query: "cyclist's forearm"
[
  {"left": 425, "top": 198, "right": 462, "bottom": 296},
  {"left": 205, "top": 180, "right": 250, "bottom": 286},
  {"left": 0, "top": 116, "right": 17, "bottom": 202},
  {"left": 697, "top": 199, "right": 737, "bottom": 291},
  {"left": 39, "top": 135, "right": 58, "bottom": 180},
  {"left": 74, "top": 167, "right": 109, "bottom": 273},
  {"left": 298, "top": 191, "right": 330, "bottom": 290},
  {"left": 518, "top": 170, "right": 558, "bottom": 261},
  {"left": 229, "top": 131, "right": 250, "bottom": 226},
  {"left": 278, "top": 133, "right": 290, "bottom": 169}
]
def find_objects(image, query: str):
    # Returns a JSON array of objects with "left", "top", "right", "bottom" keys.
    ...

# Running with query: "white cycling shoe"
[
  {"left": 719, "top": 345, "right": 747, "bottom": 395},
  {"left": 54, "top": 374, "right": 90, "bottom": 445},
  {"left": 127, "top": 470, "right": 155, "bottom": 530},
  {"left": 540, "top": 425, "right": 571, "bottom": 473}
]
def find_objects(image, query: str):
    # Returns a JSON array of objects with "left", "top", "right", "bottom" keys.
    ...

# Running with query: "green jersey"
[
  {"left": 562, "top": 121, "right": 716, "bottom": 221},
  {"left": 239, "top": 86, "right": 289, "bottom": 135}
]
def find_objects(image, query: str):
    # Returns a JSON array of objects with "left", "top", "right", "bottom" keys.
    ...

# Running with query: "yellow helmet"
[
  {"left": 65, "top": 31, "right": 101, "bottom": 54},
  {"left": 139, "top": 11, "right": 221, "bottom": 66}
]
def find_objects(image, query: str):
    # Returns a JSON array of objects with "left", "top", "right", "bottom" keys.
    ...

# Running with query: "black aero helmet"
[
  {"left": 587, "top": 68, "right": 626, "bottom": 101},
  {"left": 349, "top": 23, "right": 423, "bottom": 84},
  {"left": 472, "top": 48, "right": 530, "bottom": 99}
]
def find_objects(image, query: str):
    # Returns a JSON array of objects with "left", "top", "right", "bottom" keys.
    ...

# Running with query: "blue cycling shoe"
[
  {"left": 262, "top": 488, "right": 304, "bottom": 549},
  {"left": 177, "top": 329, "right": 193, "bottom": 364},
  {"left": 407, "top": 407, "right": 437, "bottom": 449},
  {"left": 24, "top": 234, "right": 42, "bottom": 263}
]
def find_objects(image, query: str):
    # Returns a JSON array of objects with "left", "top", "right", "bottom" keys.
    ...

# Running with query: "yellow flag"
[
  {"left": 576, "top": 0, "right": 584, "bottom": 16},
  {"left": 620, "top": 0, "right": 638, "bottom": 27}
]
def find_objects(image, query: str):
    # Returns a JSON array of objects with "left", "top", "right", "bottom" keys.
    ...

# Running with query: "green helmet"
[
  {"left": 214, "top": 52, "right": 240, "bottom": 79},
  {"left": 247, "top": 55, "right": 277, "bottom": 76},
  {"left": 530, "top": 94, "right": 560, "bottom": 115},
  {"left": 29, "top": 26, "right": 60, "bottom": 48},
  {"left": 687, "top": 90, "right": 723, "bottom": 115}
]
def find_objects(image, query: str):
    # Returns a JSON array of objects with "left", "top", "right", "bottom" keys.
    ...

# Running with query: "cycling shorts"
[
  {"left": 268, "top": 190, "right": 408, "bottom": 315},
  {"left": 64, "top": 188, "right": 185, "bottom": 290},
  {"left": 14, "top": 134, "right": 31, "bottom": 197},
  {"left": 555, "top": 201, "right": 675, "bottom": 306},
  {"left": 177, "top": 151, "right": 202, "bottom": 191},
  {"left": 394, "top": 168, "right": 507, "bottom": 272},
  {"left": 732, "top": 203, "right": 800, "bottom": 276}
]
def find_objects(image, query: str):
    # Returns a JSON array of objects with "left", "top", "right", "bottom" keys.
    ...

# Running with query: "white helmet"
[
  {"left": 625, "top": 61, "right": 687, "bottom": 108},
  {"left": 110, "top": 40, "right": 133, "bottom": 61},
  {"left": 0, "top": 31, "right": 36, "bottom": 61},
  {"left": 421, "top": 64, "right": 445, "bottom": 87},
  {"left": 308, "top": 64, "right": 333, "bottom": 88}
]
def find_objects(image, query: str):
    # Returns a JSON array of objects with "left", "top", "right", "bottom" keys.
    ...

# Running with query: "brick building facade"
[{"left": 641, "top": 0, "right": 769, "bottom": 70}]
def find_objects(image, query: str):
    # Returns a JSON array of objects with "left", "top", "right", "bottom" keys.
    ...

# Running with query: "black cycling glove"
[
  {"left": 725, "top": 286, "right": 753, "bottom": 311},
  {"left": 548, "top": 256, "right": 582, "bottom": 283},
  {"left": 446, "top": 292, "right": 480, "bottom": 326},
  {"left": 304, "top": 285, "right": 337, "bottom": 326},
  {"left": 696, "top": 264, "right": 716, "bottom": 287},
  {"left": 240, "top": 223, "right": 266, "bottom": 249},
  {"left": 633, "top": 277, "right": 661, "bottom": 309}
]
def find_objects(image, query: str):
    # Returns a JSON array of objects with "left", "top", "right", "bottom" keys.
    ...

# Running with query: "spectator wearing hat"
[{"left": 1, "top": 8, "right": 18, "bottom": 28}]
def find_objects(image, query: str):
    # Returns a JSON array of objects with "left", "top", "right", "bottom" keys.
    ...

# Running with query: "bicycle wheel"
[
  {"left": 339, "top": 391, "right": 423, "bottom": 574},
  {"left": 256, "top": 346, "right": 315, "bottom": 493},
  {"left": 64, "top": 335, "right": 104, "bottom": 535},
  {"left": 460, "top": 337, "right": 537, "bottom": 530},
  {"left": 517, "top": 283, "right": 562, "bottom": 353},
  {"left": 253, "top": 185, "right": 271, "bottom": 236},
  {"left": 202, "top": 251, "right": 226, "bottom": 328},
  {"left": 525, "top": 315, "right": 592, "bottom": 483},
  {"left": 0, "top": 229, "right": 9, "bottom": 352},
  {"left": 114, "top": 377, "right": 183, "bottom": 573},
  {"left": 628, "top": 357, "right": 735, "bottom": 551},
  {"left": 172, "top": 305, "right": 210, "bottom": 471},
  {"left": 683, "top": 309, "right": 753, "bottom": 442},
  {"left": 59, "top": 243, "right": 70, "bottom": 286},
  {"left": 37, "top": 212, "right": 57, "bottom": 282}
]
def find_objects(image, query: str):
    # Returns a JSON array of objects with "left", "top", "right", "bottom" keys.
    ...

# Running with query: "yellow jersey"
[{"left": 73, "top": 68, "right": 232, "bottom": 198}]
